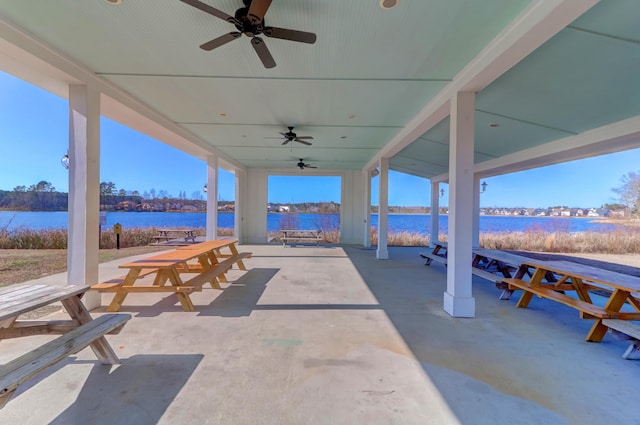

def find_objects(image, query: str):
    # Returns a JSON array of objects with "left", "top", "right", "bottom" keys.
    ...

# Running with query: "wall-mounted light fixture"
[
  {"left": 203, "top": 184, "right": 208, "bottom": 193},
  {"left": 61, "top": 151, "right": 70, "bottom": 169},
  {"left": 371, "top": 168, "right": 380, "bottom": 177},
  {"left": 481, "top": 181, "right": 488, "bottom": 193},
  {"left": 440, "top": 188, "right": 445, "bottom": 198}
]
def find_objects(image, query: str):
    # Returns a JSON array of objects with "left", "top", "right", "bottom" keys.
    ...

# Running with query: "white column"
[
  {"left": 68, "top": 84, "right": 100, "bottom": 309},
  {"left": 444, "top": 91, "right": 476, "bottom": 318},
  {"left": 430, "top": 181, "right": 440, "bottom": 245},
  {"left": 234, "top": 170, "right": 243, "bottom": 243},
  {"left": 376, "top": 157, "right": 389, "bottom": 259},
  {"left": 472, "top": 174, "right": 481, "bottom": 248},
  {"left": 363, "top": 170, "right": 372, "bottom": 247},
  {"left": 206, "top": 154, "right": 218, "bottom": 240},
  {"left": 243, "top": 168, "right": 268, "bottom": 243}
]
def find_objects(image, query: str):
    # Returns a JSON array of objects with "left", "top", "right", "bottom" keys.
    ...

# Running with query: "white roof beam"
[
  {"left": 473, "top": 115, "right": 640, "bottom": 179},
  {"left": 364, "top": 0, "right": 599, "bottom": 173}
]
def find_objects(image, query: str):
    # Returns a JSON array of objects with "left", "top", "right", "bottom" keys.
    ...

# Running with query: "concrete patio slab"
[{"left": 1, "top": 245, "right": 639, "bottom": 424}]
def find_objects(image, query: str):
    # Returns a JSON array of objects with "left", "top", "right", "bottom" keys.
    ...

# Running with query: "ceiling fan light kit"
[{"left": 180, "top": 0, "right": 317, "bottom": 69}]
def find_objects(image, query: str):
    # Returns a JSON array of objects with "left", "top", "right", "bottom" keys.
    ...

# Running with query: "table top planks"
[
  {"left": 522, "top": 259, "right": 640, "bottom": 293},
  {"left": 176, "top": 239, "right": 238, "bottom": 251},
  {"left": 0, "top": 285, "right": 89, "bottom": 321},
  {"left": 472, "top": 248, "right": 534, "bottom": 266}
]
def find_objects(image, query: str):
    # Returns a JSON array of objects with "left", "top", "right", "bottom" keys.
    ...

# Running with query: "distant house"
[{"left": 278, "top": 205, "right": 290, "bottom": 212}]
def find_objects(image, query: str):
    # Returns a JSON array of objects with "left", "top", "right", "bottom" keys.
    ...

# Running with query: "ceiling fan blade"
[
  {"left": 278, "top": 132, "right": 288, "bottom": 137},
  {"left": 295, "top": 136, "right": 313, "bottom": 140},
  {"left": 294, "top": 139, "right": 312, "bottom": 146},
  {"left": 281, "top": 140, "right": 290, "bottom": 145},
  {"left": 251, "top": 37, "right": 276, "bottom": 68},
  {"left": 305, "top": 164, "right": 318, "bottom": 168},
  {"left": 180, "top": 0, "right": 239, "bottom": 24},
  {"left": 263, "top": 27, "right": 317, "bottom": 44},
  {"left": 199, "top": 32, "right": 241, "bottom": 51},
  {"left": 247, "top": 0, "right": 273, "bottom": 24}
]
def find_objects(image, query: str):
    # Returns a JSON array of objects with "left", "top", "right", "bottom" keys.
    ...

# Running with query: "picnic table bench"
[
  {"left": 419, "top": 241, "right": 448, "bottom": 266},
  {"left": 280, "top": 229, "right": 323, "bottom": 246},
  {"left": 502, "top": 259, "right": 640, "bottom": 347},
  {"left": 0, "top": 284, "right": 130, "bottom": 408},
  {"left": 92, "top": 239, "right": 251, "bottom": 312}
]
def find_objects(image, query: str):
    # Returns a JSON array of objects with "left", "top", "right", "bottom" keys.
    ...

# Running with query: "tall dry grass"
[{"left": 3, "top": 224, "right": 640, "bottom": 254}]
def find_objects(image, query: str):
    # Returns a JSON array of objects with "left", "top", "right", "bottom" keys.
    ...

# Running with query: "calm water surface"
[{"left": 0, "top": 211, "right": 619, "bottom": 233}]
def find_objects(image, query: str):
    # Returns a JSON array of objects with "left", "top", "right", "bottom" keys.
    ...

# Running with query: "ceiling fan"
[
  {"left": 180, "top": 0, "right": 317, "bottom": 69},
  {"left": 297, "top": 158, "right": 317, "bottom": 170},
  {"left": 267, "top": 126, "right": 313, "bottom": 146}
]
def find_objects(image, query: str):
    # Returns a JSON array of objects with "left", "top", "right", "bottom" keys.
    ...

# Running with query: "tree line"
[{"left": 0, "top": 180, "right": 205, "bottom": 211}]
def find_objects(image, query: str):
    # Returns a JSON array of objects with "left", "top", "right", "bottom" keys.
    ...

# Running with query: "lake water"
[{"left": 0, "top": 211, "right": 619, "bottom": 234}]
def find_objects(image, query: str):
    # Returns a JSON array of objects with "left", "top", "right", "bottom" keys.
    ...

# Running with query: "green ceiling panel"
[{"left": 476, "top": 27, "right": 640, "bottom": 134}]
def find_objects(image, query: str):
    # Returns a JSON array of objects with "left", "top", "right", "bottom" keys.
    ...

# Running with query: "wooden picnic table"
[
  {"left": 471, "top": 248, "right": 558, "bottom": 299},
  {"left": 152, "top": 228, "right": 198, "bottom": 243},
  {"left": 503, "top": 259, "right": 640, "bottom": 342},
  {"left": 280, "top": 229, "right": 323, "bottom": 246},
  {"left": 0, "top": 284, "right": 130, "bottom": 408},
  {"left": 93, "top": 239, "right": 251, "bottom": 312},
  {"left": 419, "top": 241, "right": 448, "bottom": 266}
]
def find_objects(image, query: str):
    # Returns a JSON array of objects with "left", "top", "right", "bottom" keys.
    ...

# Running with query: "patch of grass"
[{"left": 0, "top": 245, "right": 167, "bottom": 287}]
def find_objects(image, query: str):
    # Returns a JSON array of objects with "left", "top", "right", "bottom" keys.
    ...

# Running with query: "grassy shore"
[{"left": 2, "top": 226, "right": 640, "bottom": 287}]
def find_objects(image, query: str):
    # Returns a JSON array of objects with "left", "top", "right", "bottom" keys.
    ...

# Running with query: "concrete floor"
[{"left": 1, "top": 244, "right": 639, "bottom": 425}]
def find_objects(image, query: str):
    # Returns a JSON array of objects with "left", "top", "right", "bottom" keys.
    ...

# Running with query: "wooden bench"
[
  {"left": 503, "top": 278, "right": 616, "bottom": 320},
  {"left": 419, "top": 251, "right": 448, "bottom": 266},
  {"left": 602, "top": 319, "right": 640, "bottom": 360},
  {"left": 0, "top": 313, "right": 130, "bottom": 408},
  {"left": 472, "top": 267, "right": 504, "bottom": 285}
]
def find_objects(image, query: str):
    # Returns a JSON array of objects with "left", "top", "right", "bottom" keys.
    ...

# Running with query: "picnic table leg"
[
  {"left": 106, "top": 269, "right": 141, "bottom": 312},
  {"left": 570, "top": 277, "right": 592, "bottom": 303},
  {"left": 197, "top": 253, "right": 221, "bottom": 289},
  {"left": 515, "top": 267, "right": 546, "bottom": 308},
  {"left": 207, "top": 252, "right": 228, "bottom": 284},
  {"left": 500, "top": 264, "right": 528, "bottom": 300},
  {"left": 167, "top": 268, "right": 195, "bottom": 312},
  {"left": 153, "top": 269, "right": 170, "bottom": 286},
  {"left": 229, "top": 243, "right": 247, "bottom": 270},
  {"left": 586, "top": 289, "right": 629, "bottom": 342},
  {"left": 61, "top": 295, "right": 120, "bottom": 364}
]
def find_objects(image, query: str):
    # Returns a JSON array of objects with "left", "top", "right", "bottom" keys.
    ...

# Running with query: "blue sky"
[{"left": 0, "top": 70, "right": 637, "bottom": 208}]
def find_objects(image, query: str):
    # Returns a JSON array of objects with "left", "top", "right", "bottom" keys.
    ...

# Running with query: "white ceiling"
[{"left": 1, "top": 0, "right": 639, "bottom": 177}]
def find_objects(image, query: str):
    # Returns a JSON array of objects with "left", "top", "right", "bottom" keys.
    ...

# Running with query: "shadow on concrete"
[
  {"left": 198, "top": 268, "right": 279, "bottom": 317},
  {"left": 49, "top": 354, "right": 203, "bottom": 425},
  {"left": 341, "top": 245, "right": 636, "bottom": 425}
]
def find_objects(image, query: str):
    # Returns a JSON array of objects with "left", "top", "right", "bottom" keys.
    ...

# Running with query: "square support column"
[
  {"left": 363, "top": 170, "right": 372, "bottom": 247},
  {"left": 234, "top": 170, "right": 245, "bottom": 244},
  {"left": 430, "top": 181, "right": 440, "bottom": 245},
  {"left": 68, "top": 84, "right": 100, "bottom": 309},
  {"left": 376, "top": 157, "right": 389, "bottom": 259},
  {"left": 444, "top": 91, "right": 476, "bottom": 318},
  {"left": 206, "top": 154, "right": 218, "bottom": 240}
]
